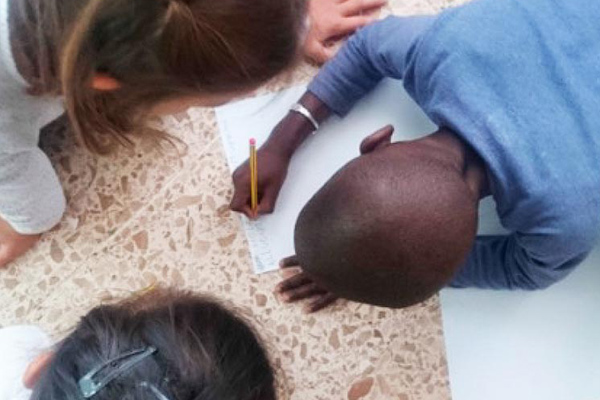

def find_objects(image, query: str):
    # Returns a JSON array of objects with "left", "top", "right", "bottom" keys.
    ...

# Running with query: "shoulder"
[{"left": 416, "top": 0, "right": 552, "bottom": 67}]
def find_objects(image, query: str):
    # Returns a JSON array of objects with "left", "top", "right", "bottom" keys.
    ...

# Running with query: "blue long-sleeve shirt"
[{"left": 308, "top": 0, "right": 600, "bottom": 290}]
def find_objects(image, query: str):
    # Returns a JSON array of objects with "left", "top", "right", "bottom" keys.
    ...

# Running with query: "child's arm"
[
  {"left": 450, "top": 226, "right": 598, "bottom": 290},
  {"left": 0, "top": 149, "right": 66, "bottom": 267},
  {"left": 307, "top": 15, "right": 436, "bottom": 116},
  {"left": 231, "top": 15, "right": 438, "bottom": 217}
]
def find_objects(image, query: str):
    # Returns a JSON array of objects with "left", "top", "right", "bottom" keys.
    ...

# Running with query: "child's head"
[
  {"left": 30, "top": 288, "right": 276, "bottom": 400},
  {"left": 17, "top": 0, "right": 306, "bottom": 152},
  {"left": 294, "top": 127, "right": 479, "bottom": 309}
]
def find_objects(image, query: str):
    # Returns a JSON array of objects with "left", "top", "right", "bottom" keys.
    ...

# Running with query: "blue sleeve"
[
  {"left": 450, "top": 229, "right": 598, "bottom": 290},
  {"left": 308, "top": 15, "right": 437, "bottom": 116}
]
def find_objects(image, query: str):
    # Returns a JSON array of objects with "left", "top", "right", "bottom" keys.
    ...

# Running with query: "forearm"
[
  {"left": 266, "top": 15, "right": 437, "bottom": 158},
  {"left": 308, "top": 15, "right": 437, "bottom": 116},
  {"left": 264, "top": 91, "right": 332, "bottom": 157},
  {"left": 450, "top": 235, "right": 589, "bottom": 290}
]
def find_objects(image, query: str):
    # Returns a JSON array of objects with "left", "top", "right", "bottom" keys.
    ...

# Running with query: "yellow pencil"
[{"left": 250, "top": 138, "right": 258, "bottom": 215}]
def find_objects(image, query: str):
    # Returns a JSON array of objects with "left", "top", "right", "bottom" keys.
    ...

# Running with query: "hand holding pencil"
[
  {"left": 230, "top": 92, "right": 330, "bottom": 219},
  {"left": 230, "top": 138, "right": 292, "bottom": 219}
]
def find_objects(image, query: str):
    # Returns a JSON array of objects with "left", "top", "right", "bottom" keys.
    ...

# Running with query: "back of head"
[
  {"left": 295, "top": 144, "right": 478, "bottom": 308},
  {"left": 30, "top": 288, "right": 276, "bottom": 400},
  {"left": 57, "top": 0, "right": 306, "bottom": 152}
]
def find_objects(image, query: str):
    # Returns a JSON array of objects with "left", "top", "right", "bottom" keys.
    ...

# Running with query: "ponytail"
[
  {"left": 60, "top": 0, "right": 307, "bottom": 153},
  {"left": 61, "top": 0, "right": 170, "bottom": 153}
]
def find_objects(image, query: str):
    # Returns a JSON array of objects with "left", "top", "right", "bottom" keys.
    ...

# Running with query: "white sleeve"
[
  {"left": 0, "top": 326, "right": 52, "bottom": 400},
  {"left": 0, "top": 148, "right": 66, "bottom": 234}
]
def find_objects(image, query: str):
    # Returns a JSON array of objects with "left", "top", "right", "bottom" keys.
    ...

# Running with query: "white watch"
[{"left": 290, "top": 103, "right": 320, "bottom": 132}]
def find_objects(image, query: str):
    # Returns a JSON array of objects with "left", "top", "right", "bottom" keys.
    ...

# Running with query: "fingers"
[
  {"left": 341, "top": 0, "right": 387, "bottom": 17},
  {"left": 304, "top": 293, "right": 338, "bottom": 313},
  {"left": 230, "top": 200, "right": 254, "bottom": 219},
  {"left": 230, "top": 193, "right": 254, "bottom": 219},
  {"left": 230, "top": 164, "right": 253, "bottom": 217},
  {"left": 275, "top": 263, "right": 339, "bottom": 313},
  {"left": 281, "top": 280, "right": 329, "bottom": 302},
  {"left": 304, "top": 38, "right": 339, "bottom": 64},
  {"left": 233, "top": 183, "right": 282, "bottom": 218},
  {"left": 332, "top": 15, "right": 377, "bottom": 37},
  {"left": 230, "top": 164, "right": 262, "bottom": 219},
  {"left": 275, "top": 271, "right": 313, "bottom": 293},
  {"left": 257, "top": 182, "right": 283, "bottom": 215},
  {"left": 280, "top": 255, "right": 300, "bottom": 268},
  {"left": 229, "top": 189, "right": 247, "bottom": 213}
]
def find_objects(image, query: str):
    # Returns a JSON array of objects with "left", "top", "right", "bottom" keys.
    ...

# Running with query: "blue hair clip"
[{"left": 78, "top": 347, "right": 158, "bottom": 398}]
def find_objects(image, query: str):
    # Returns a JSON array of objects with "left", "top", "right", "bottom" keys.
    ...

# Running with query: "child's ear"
[
  {"left": 22, "top": 351, "right": 54, "bottom": 389},
  {"left": 91, "top": 73, "right": 121, "bottom": 91},
  {"left": 360, "top": 125, "right": 394, "bottom": 155}
]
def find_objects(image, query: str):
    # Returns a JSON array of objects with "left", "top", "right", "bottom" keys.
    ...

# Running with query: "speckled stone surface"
[{"left": 0, "top": 1, "right": 470, "bottom": 398}]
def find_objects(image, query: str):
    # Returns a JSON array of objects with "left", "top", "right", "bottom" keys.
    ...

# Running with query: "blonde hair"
[{"left": 13, "top": 0, "right": 306, "bottom": 153}]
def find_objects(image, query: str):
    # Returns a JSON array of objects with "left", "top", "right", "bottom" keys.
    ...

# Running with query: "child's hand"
[
  {"left": 230, "top": 145, "right": 291, "bottom": 219},
  {"left": 304, "top": 0, "right": 386, "bottom": 63},
  {"left": 275, "top": 255, "right": 338, "bottom": 313},
  {"left": 0, "top": 217, "right": 41, "bottom": 268},
  {"left": 230, "top": 107, "right": 319, "bottom": 218}
]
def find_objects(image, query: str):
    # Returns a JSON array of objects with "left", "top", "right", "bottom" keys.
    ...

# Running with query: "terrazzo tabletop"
[{"left": 0, "top": 1, "right": 468, "bottom": 398}]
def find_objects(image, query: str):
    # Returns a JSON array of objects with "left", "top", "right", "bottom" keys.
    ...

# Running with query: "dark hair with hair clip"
[{"left": 30, "top": 288, "right": 276, "bottom": 400}]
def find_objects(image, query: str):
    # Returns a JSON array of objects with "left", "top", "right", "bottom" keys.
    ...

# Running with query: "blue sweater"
[{"left": 308, "top": 0, "right": 600, "bottom": 290}]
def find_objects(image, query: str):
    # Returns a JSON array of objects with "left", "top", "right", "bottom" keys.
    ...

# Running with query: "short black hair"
[{"left": 295, "top": 143, "right": 478, "bottom": 308}]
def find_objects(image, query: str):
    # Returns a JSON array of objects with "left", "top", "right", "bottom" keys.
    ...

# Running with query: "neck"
[{"left": 420, "top": 128, "right": 490, "bottom": 200}]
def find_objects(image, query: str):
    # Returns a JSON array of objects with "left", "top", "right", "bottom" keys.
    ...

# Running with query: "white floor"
[{"left": 441, "top": 197, "right": 600, "bottom": 400}]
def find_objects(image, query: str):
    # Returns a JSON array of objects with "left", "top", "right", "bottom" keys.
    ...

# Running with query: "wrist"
[
  {"left": 299, "top": 91, "right": 331, "bottom": 123},
  {"left": 264, "top": 91, "right": 332, "bottom": 158},
  {"left": 265, "top": 112, "right": 313, "bottom": 158}
]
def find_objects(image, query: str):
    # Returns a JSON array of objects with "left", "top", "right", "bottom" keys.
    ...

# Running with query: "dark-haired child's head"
[
  {"left": 294, "top": 126, "right": 482, "bottom": 309},
  {"left": 30, "top": 288, "right": 276, "bottom": 400}
]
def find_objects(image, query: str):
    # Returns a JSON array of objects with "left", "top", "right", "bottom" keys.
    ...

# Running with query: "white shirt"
[
  {"left": 0, "top": 0, "right": 65, "bottom": 234},
  {"left": 0, "top": 326, "right": 51, "bottom": 400}
]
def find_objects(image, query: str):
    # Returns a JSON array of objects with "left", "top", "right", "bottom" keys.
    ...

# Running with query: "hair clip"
[{"left": 78, "top": 347, "right": 157, "bottom": 398}]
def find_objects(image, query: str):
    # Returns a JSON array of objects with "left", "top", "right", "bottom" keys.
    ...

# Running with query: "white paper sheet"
[
  {"left": 216, "top": 79, "right": 436, "bottom": 274},
  {"left": 440, "top": 197, "right": 600, "bottom": 400},
  {"left": 216, "top": 80, "right": 599, "bottom": 400}
]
